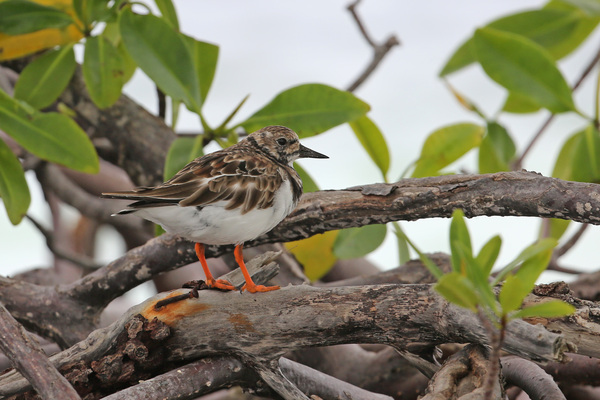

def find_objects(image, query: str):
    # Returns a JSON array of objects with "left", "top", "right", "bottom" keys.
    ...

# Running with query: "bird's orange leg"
[
  {"left": 234, "top": 244, "right": 280, "bottom": 293},
  {"left": 195, "top": 243, "right": 235, "bottom": 291}
]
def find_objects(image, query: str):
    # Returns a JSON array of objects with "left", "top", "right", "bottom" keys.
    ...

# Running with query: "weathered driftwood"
[{"left": 0, "top": 279, "right": 569, "bottom": 399}]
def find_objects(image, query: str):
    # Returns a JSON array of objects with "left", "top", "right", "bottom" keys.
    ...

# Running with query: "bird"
[{"left": 102, "top": 125, "right": 328, "bottom": 293}]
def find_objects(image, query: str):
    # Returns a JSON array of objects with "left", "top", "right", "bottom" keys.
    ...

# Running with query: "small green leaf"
[
  {"left": 392, "top": 222, "right": 411, "bottom": 265},
  {"left": 164, "top": 136, "right": 204, "bottom": 180},
  {"left": 473, "top": 27, "right": 576, "bottom": 113},
  {"left": 499, "top": 274, "right": 527, "bottom": 313},
  {"left": 478, "top": 122, "right": 516, "bottom": 173},
  {"left": 435, "top": 272, "right": 479, "bottom": 312},
  {"left": 181, "top": 35, "right": 219, "bottom": 105},
  {"left": 454, "top": 241, "right": 498, "bottom": 313},
  {"left": 543, "top": 218, "right": 571, "bottom": 241},
  {"left": 502, "top": 91, "right": 542, "bottom": 114},
  {"left": 0, "top": 138, "right": 30, "bottom": 225},
  {"left": 513, "top": 244, "right": 555, "bottom": 294},
  {"left": 440, "top": 8, "right": 598, "bottom": 76},
  {"left": 240, "top": 84, "right": 370, "bottom": 138},
  {"left": 450, "top": 209, "right": 472, "bottom": 274},
  {"left": 558, "top": 0, "right": 600, "bottom": 16},
  {"left": 285, "top": 231, "right": 338, "bottom": 281},
  {"left": 476, "top": 235, "right": 502, "bottom": 276},
  {"left": 154, "top": 0, "right": 179, "bottom": 30},
  {"left": 13, "top": 44, "right": 76, "bottom": 110},
  {"left": 293, "top": 162, "right": 319, "bottom": 193},
  {"left": 493, "top": 238, "right": 558, "bottom": 286},
  {"left": 119, "top": 9, "right": 201, "bottom": 112},
  {"left": 572, "top": 124, "right": 600, "bottom": 182},
  {"left": 0, "top": 90, "right": 99, "bottom": 173},
  {"left": 333, "top": 224, "right": 387, "bottom": 259},
  {"left": 511, "top": 300, "right": 575, "bottom": 319},
  {"left": 73, "top": 0, "right": 112, "bottom": 28},
  {"left": 349, "top": 115, "right": 390, "bottom": 178},
  {"left": 0, "top": 0, "right": 74, "bottom": 35},
  {"left": 83, "top": 36, "right": 124, "bottom": 109},
  {"left": 412, "top": 123, "right": 484, "bottom": 178},
  {"left": 552, "top": 129, "right": 582, "bottom": 181}
]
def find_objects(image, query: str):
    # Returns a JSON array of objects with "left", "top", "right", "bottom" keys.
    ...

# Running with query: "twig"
[
  {"left": 514, "top": 42, "right": 600, "bottom": 169},
  {"left": 25, "top": 215, "right": 102, "bottom": 270},
  {"left": 346, "top": 0, "right": 400, "bottom": 92},
  {"left": 0, "top": 303, "right": 80, "bottom": 399},
  {"left": 502, "top": 356, "right": 566, "bottom": 400},
  {"left": 556, "top": 223, "right": 590, "bottom": 258}
]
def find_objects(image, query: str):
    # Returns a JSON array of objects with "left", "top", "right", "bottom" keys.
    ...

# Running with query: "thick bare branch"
[
  {"left": 0, "top": 303, "right": 80, "bottom": 399},
  {"left": 0, "top": 284, "right": 568, "bottom": 398}
]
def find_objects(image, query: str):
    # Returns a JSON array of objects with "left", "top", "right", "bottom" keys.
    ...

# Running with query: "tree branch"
[
  {"left": 0, "top": 283, "right": 568, "bottom": 398},
  {"left": 0, "top": 303, "right": 80, "bottom": 399},
  {"left": 346, "top": 0, "right": 400, "bottom": 92},
  {"left": 502, "top": 356, "right": 565, "bottom": 400}
]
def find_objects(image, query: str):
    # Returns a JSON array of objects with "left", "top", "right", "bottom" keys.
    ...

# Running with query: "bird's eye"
[{"left": 277, "top": 138, "right": 287, "bottom": 146}]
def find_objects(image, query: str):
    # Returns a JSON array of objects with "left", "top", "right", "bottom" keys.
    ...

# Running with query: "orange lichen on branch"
[{"left": 140, "top": 291, "right": 211, "bottom": 326}]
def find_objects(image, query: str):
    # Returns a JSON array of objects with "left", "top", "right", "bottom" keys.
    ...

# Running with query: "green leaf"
[
  {"left": 0, "top": 0, "right": 74, "bottom": 35},
  {"left": 558, "top": 0, "right": 600, "bottom": 16},
  {"left": 478, "top": 122, "right": 516, "bottom": 173},
  {"left": 412, "top": 123, "right": 484, "bottom": 178},
  {"left": 499, "top": 274, "right": 527, "bottom": 313},
  {"left": 392, "top": 222, "right": 411, "bottom": 265},
  {"left": 476, "top": 235, "right": 502, "bottom": 276},
  {"left": 395, "top": 226, "right": 443, "bottom": 279},
  {"left": 154, "top": 0, "right": 179, "bottom": 30},
  {"left": 73, "top": 0, "right": 112, "bottom": 28},
  {"left": 511, "top": 300, "right": 575, "bottom": 319},
  {"left": 472, "top": 27, "right": 576, "bottom": 113},
  {"left": 181, "top": 35, "right": 219, "bottom": 105},
  {"left": 454, "top": 241, "right": 498, "bottom": 313},
  {"left": 493, "top": 238, "right": 558, "bottom": 286},
  {"left": 119, "top": 9, "right": 201, "bottom": 112},
  {"left": 440, "top": 8, "right": 598, "bottom": 76},
  {"left": 552, "top": 129, "right": 582, "bottom": 181},
  {"left": 240, "top": 84, "right": 370, "bottom": 138},
  {"left": 164, "top": 136, "right": 204, "bottom": 180},
  {"left": 502, "top": 91, "right": 542, "bottom": 114},
  {"left": 117, "top": 40, "right": 137, "bottom": 84},
  {"left": 13, "top": 45, "right": 76, "bottom": 110},
  {"left": 513, "top": 244, "right": 555, "bottom": 294},
  {"left": 435, "top": 272, "right": 479, "bottom": 312},
  {"left": 0, "top": 138, "right": 30, "bottom": 225},
  {"left": 333, "top": 224, "right": 387, "bottom": 259},
  {"left": 285, "top": 231, "right": 338, "bottom": 281},
  {"left": 543, "top": 218, "right": 571, "bottom": 241},
  {"left": 293, "top": 162, "right": 319, "bottom": 193},
  {"left": 572, "top": 125, "right": 600, "bottom": 182},
  {"left": 83, "top": 36, "right": 124, "bottom": 109},
  {"left": 450, "top": 209, "right": 472, "bottom": 274},
  {"left": 349, "top": 115, "right": 390, "bottom": 178},
  {"left": 0, "top": 90, "right": 99, "bottom": 173}
]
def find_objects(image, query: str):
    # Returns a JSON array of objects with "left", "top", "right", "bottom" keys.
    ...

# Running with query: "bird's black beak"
[{"left": 299, "top": 144, "right": 329, "bottom": 159}]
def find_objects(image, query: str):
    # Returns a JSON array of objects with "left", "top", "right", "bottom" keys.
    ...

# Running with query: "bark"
[
  {"left": 420, "top": 344, "right": 503, "bottom": 400},
  {"left": 0, "top": 280, "right": 569, "bottom": 399},
  {"left": 0, "top": 303, "right": 80, "bottom": 399},
  {"left": 502, "top": 356, "right": 565, "bottom": 400}
]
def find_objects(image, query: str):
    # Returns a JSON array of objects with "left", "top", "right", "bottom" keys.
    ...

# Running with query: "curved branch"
[{"left": 502, "top": 356, "right": 565, "bottom": 400}]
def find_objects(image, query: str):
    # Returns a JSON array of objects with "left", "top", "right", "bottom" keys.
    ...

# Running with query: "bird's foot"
[
  {"left": 205, "top": 278, "right": 236, "bottom": 291},
  {"left": 241, "top": 283, "right": 280, "bottom": 293}
]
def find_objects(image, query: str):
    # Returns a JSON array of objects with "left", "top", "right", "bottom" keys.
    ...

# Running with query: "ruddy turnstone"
[{"left": 102, "top": 125, "right": 328, "bottom": 293}]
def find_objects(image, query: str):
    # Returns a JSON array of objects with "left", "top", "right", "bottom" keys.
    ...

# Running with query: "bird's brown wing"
[{"left": 102, "top": 149, "right": 284, "bottom": 214}]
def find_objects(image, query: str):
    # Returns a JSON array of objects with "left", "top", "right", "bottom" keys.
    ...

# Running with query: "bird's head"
[{"left": 246, "top": 125, "right": 328, "bottom": 166}]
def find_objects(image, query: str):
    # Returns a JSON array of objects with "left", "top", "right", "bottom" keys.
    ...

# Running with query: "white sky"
[{"left": 2, "top": 0, "right": 599, "bottom": 285}]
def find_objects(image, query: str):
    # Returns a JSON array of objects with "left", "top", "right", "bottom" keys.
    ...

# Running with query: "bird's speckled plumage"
[{"left": 102, "top": 126, "right": 328, "bottom": 245}]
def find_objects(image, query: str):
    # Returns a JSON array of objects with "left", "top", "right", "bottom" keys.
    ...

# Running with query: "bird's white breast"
[{"left": 132, "top": 179, "right": 297, "bottom": 245}]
